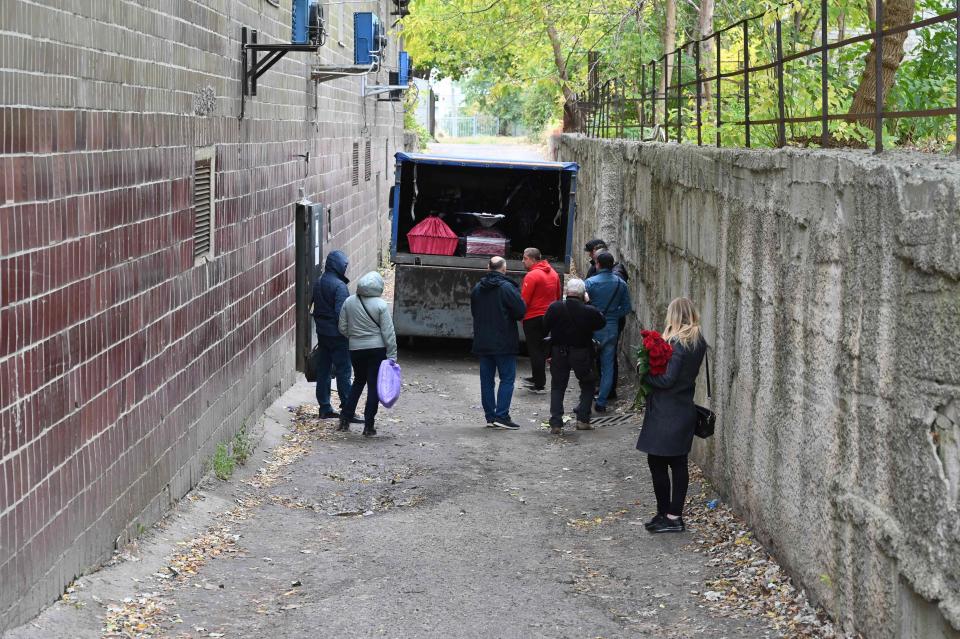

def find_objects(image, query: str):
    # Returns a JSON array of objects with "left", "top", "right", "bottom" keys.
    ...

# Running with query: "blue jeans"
[
  {"left": 594, "top": 322, "right": 619, "bottom": 408},
  {"left": 478, "top": 354, "right": 516, "bottom": 422},
  {"left": 315, "top": 333, "right": 352, "bottom": 414}
]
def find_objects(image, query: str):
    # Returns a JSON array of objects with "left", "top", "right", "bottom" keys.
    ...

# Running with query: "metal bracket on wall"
[
  {"left": 361, "top": 76, "right": 409, "bottom": 99},
  {"left": 310, "top": 64, "right": 377, "bottom": 84},
  {"left": 241, "top": 27, "right": 319, "bottom": 119}
]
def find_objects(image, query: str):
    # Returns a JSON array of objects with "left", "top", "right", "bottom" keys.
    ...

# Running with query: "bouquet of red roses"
[{"left": 634, "top": 330, "right": 673, "bottom": 409}]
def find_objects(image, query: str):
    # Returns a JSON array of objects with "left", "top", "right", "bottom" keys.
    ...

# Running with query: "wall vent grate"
[
  {"left": 193, "top": 153, "right": 214, "bottom": 259},
  {"left": 364, "top": 140, "right": 372, "bottom": 181},
  {"left": 352, "top": 142, "right": 360, "bottom": 186}
]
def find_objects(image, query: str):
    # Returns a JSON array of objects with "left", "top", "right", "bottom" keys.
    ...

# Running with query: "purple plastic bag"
[{"left": 377, "top": 359, "right": 402, "bottom": 408}]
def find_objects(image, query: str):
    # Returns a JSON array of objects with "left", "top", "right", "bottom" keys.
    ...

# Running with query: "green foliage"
[
  {"left": 403, "top": 89, "right": 432, "bottom": 149},
  {"left": 212, "top": 443, "right": 235, "bottom": 481},
  {"left": 633, "top": 343, "right": 652, "bottom": 411},
  {"left": 233, "top": 425, "right": 253, "bottom": 466},
  {"left": 407, "top": 0, "right": 957, "bottom": 150},
  {"left": 887, "top": 0, "right": 957, "bottom": 149}
]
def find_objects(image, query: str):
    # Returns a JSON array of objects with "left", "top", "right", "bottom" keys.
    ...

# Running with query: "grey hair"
[{"left": 565, "top": 278, "right": 586, "bottom": 298}]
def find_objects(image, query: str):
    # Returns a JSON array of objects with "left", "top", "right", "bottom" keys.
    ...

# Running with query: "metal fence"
[
  {"left": 438, "top": 115, "right": 527, "bottom": 138},
  {"left": 579, "top": 0, "right": 960, "bottom": 155}
]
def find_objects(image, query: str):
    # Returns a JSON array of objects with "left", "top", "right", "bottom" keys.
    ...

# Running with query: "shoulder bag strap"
[
  {"left": 601, "top": 280, "right": 623, "bottom": 316},
  {"left": 358, "top": 297, "right": 381, "bottom": 330},
  {"left": 705, "top": 348, "right": 712, "bottom": 399}
]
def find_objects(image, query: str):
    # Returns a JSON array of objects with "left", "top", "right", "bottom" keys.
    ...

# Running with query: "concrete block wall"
[
  {"left": 560, "top": 135, "right": 960, "bottom": 639},
  {"left": 0, "top": 0, "right": 403, "bottom": 629}
]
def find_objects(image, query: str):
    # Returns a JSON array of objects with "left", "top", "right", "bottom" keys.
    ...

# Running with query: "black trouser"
[
  {"left": 549, "top": 345, "right": 596, "bottom": 426},
  {"left": 342, "top": 347, "right": 386, "bottom": 428},
  {"left": 595, "top": 316, "right": 626, "bottom": 397},
  {"left": 523, "top": 316, "right": 548, "bottom": 388},
  {"left": 647, "top": 454, "right": 689, "bottom": 517}
]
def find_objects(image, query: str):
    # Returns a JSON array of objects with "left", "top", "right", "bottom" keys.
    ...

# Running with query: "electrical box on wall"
[
  {"left": 292, "top": 0, "right": 325, "bottom": 45},
  {"left": 398, "top": 51, "right": 411, "bottom": 86},
  {"left": 354, "top": 12, "right": 386, "bottom": 65}
]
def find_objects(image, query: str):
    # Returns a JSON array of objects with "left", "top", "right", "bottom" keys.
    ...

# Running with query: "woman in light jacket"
[
  {"left": 337, "top": 271, "right": 398, "bottom": 436},
  {"left": 635, "top": 297, "right": 707, "bottom": 533}
]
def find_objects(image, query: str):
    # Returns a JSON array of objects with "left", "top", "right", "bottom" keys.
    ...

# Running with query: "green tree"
[{"left": 405, "top": 0, "right": 652, "bottom": 132}]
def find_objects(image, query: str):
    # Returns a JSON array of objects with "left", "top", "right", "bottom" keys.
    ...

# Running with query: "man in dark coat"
[
  {"left": 470, "top": 256, "right": 526, "bottom": 430},
  {"left": 542, "top": 278, "right": 605, "bottom": 434},
  {"left": 584, "top": 238, "right": 629, "bottom": 281},
  {"left": 584, "top": 239, "right": 629, "bottom": 399},
  {"left": 311, "top": 250, "right": 360, "bottom": 422}
]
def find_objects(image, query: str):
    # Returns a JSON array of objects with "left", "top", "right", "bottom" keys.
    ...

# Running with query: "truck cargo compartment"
[{"left": 391, "top": 153, "right": 578, "bottom": 269}]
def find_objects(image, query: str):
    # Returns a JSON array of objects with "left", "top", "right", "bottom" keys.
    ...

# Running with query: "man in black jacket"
[
  {"left": 470, "top": 256, "right": 526, "bottom": 430},
  {"left": 542, "top": 278, "right": 606, "bottom": 434},
  {"left": 584, "top": 238, "right": 629, "bottom": 281}
]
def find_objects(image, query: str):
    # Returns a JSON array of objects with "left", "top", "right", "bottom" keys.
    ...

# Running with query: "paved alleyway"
[{"left": 7, "top": 340, "right": 790, "bottom": 639}]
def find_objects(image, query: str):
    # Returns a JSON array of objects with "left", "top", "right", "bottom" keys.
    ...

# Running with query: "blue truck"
[{"left": 389, "top": 152, "right": 580, "bottom": 339}]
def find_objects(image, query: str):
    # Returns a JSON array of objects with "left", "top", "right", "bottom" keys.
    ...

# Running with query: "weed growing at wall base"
[{"left": 212, "top": 444, "right": 235, "bottom": 481}]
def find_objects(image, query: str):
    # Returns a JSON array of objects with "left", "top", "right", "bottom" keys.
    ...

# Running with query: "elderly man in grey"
[{"left": 541, "top": 278, "right": 606, "bottom": 434}]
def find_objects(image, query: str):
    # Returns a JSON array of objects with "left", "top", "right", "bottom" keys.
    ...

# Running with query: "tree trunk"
[
  {"left": 659, "top": 0, "right": 677, "bottom": 123},
  {"left": 698, "top": 0, "right": 715, "bottom": 103},
  {"left": 546, "top": 21, "right": 582, "bottom": 132},
  {"left": 847, "top": 0, "right": 916, "bottom": 126}
]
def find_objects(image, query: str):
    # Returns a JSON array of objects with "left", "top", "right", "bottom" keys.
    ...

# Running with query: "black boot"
[
  {"left": 362, "top": 424, "right": 377, "bottom": 437},
  {"left": 336, "top": 416, "right": 350, "bottom": 432}
]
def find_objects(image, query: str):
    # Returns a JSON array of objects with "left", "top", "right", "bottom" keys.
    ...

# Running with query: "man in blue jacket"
[
  {"left": 585, "top": 251, "right": 633, "bottom": 413},
  {"left": 470, "top": 256, "right": 526, "bottom": 430},
  {"left": 311, "top": 251, "right": 361, "bottom": 422}
]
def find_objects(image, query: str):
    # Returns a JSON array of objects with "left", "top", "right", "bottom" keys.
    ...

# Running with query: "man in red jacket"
[{"left": 520, "top": 247, "right": 561, "bottom": 392}]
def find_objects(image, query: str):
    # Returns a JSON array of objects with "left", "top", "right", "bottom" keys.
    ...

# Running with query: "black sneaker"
[
  {"left": 593, "top": 403, "right": 607, "bottom": 413},
  {"left": 318, "top": 410, "right": 340, "bottom": 419},
  {"left": 525, "top": 385, "right": 547, "bottom": 394},
  {"left": 649, "top": 516, "right": 685, "bottom": 533},
  {"left": 492, "top": 417, "right": 521, "bottom": 430},
  {"left": 362, "top": 426, "right": 377, "bottom": 437},
  {"left": 523, "top": 376, "right": 536, "bottom": 384},
  {"left": 643, "top": 514, "right": 666, "bottom": 531},
  {"left": 349, "top": 415, "right": 365, "bottom": 424}
]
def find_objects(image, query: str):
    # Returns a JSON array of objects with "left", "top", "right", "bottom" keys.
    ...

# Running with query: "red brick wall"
[{"left": 0, "top": 1, "right": 402, "bottom": 628}]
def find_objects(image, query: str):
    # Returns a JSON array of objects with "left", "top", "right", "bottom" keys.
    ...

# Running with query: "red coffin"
[{"left": 406, "top": 216, "right": 459, "bottom": 256}]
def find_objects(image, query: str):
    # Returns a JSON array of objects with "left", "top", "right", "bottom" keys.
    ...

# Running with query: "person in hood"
[
  {"left": 470, "top": 256, "right": 526, "bottom": 430},
  {"left": 311, "top": 251, "right": 361, "bottom": 423},
  {"left": 520, "top": 247, "right": 561, "bottom": 393},
  {"left": 337, "top": 271, "right": 398, "bottom": 437}
]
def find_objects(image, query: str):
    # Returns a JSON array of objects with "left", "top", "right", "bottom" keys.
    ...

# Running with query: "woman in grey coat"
[
  {"left": 635, "top": 297, "right": 707, "bottom": 533},
  {"left": 338, "top": 271, "right": 398, "bottom": 436}
]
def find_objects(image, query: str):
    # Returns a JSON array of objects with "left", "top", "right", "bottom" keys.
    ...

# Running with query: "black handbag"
[
  {"left": 694, "top": 350, "right": 716, "bottom": 439},
  {"left": 304, "top": 344, "right": 320, "bottom": 382}
]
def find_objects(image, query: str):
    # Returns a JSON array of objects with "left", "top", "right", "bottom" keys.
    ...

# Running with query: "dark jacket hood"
[
  {"left": 324, "top": 250, "right": 349, "bottom": 281},
  {"left": 479, "top": 271, "right": 515, "bottom": 290}
]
